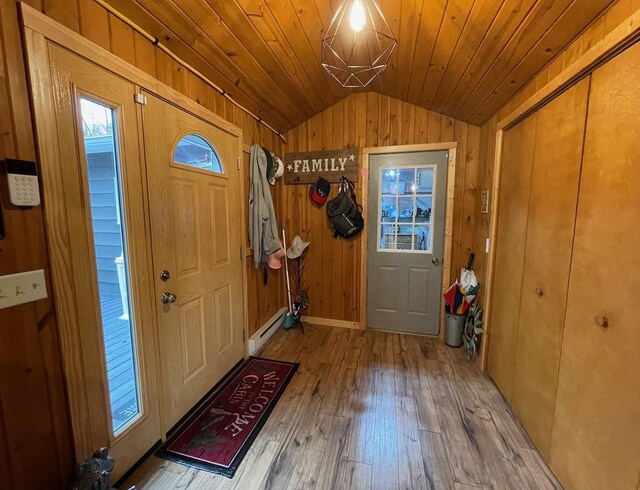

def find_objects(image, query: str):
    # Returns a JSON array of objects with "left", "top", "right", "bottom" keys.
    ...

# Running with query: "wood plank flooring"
[{"left": 122, "top": 325, "right": 561, "bottom": 489}]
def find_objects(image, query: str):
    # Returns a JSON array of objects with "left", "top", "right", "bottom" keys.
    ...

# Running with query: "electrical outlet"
[{"left": 0, "top": 269, "right": 48, "bottom": 309}]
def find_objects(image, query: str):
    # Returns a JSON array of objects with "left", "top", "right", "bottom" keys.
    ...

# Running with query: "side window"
[{"left": 173, "top": 134, "right": 223, "bottom": 173}]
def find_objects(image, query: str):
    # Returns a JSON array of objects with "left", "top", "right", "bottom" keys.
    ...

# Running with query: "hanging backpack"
[{"left": 327, "top": 177, "right": 364, "bottom": 239}]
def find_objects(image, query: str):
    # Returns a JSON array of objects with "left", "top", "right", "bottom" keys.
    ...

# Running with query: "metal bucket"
[{"left": 445, "top": 313, "right": 466, "bottom": 347}]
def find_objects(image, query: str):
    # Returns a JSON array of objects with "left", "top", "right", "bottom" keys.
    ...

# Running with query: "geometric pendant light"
[{"left": 321, "top": 0, "right": 398, "bottom": 88}]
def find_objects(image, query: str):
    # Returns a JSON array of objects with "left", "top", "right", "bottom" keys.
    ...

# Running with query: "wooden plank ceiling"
[{"left": 102, "top": 0, "right": 615, "bottom": 132}]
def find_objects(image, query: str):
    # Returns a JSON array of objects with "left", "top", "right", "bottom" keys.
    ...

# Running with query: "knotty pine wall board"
[{"left": 284, "top": 93, "right": 481, "bottom": 323}]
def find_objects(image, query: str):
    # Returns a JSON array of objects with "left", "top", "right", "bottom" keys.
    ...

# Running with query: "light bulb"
[{"left": 349, "top": 0, "right": 366, "bottom": 33}]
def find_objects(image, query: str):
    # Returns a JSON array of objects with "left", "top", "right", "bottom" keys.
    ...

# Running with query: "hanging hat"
[
  {"left": 264, "top": 148, "right": 284, "bottom": 186},
  {"left": 263, "top": 147, "right": 274, "bottom": 177},
  {"left": 276, "top": 157, "right": 284, "bottom": 178},
  {"left": 265, "top": 242, "right": 286, "bottom": 269},
  {"left": 309, "top": 177, "right": 331, "bottom": 205},
  {"left": 270, "top": 156, "right": 284, "bottom": 185},
  {"left": 286, "top": 236, "right": 311, "bottom": 259}
]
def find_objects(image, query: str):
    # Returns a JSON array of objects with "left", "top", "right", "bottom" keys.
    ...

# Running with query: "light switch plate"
[{"left": 0, "top": 269, "right": 48, "bottom": 309}]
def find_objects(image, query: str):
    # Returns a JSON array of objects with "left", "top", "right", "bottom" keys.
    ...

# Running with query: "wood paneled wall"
[
  {"left": 284, "top": 93, "right": 480, "bottom": 323},
  {"left": 243, "top": 150, "right": 286, "bottom": 337},
  {"left": 0, "top": 1, "right": 73, "bottom": 488},
  {"left": 473, "top": 0, "right": 637, "bottom": 362},
  {"left": 0, "top": 0, "right": 284, "bottom": 487}
]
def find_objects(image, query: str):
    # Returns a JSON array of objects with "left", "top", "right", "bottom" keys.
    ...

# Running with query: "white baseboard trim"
[
  {"left": 249, "top": 307, "right": 288, "bottom": 355},
  {"left": 301, "top": 316, "right": 361, "bottom": 330}
]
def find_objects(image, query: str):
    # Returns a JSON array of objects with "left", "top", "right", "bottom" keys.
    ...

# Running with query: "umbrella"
[
  {"left": 454, "top": 285, "right": 464, "bottom": 313},
  {"left": 443, "top": 282, "right": 459, "bottom": 311},
  {"left": 444, "top": 254, "right": 481, "bottom": 315},
  {"left": 460, "top": 295, "right": 475, "bottom": 315},
  {"left": 460, "top": 267, "right": 478, "bottom": 295}
]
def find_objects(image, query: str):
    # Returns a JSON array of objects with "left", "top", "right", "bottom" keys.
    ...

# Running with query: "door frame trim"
[
  {"left": 20, "top": 3, "right": 248, "bottom": 461},
  {"left": 480, "top": 7, "right": 640, "bottom": 371},
  {"left": 360, "top": 142, "right": 457, "bottom": 338}
]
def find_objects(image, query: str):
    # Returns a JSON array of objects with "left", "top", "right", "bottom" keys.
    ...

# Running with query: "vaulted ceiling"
[{"left": 103, "top": 0, "right": 615, "bottom": 132}]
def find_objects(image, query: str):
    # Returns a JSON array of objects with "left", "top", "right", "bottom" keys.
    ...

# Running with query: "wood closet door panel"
[
  {"left": 511, "top": 78, "right": 590, "bottom": 459},
  {"left": 487, "top": 116, "right": 536, "bottom": 401},
  {"left": 550, "top": 43, "right": 640, "bottom": 490}
]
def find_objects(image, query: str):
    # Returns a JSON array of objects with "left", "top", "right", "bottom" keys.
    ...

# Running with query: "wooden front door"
[{"left": 142, "top": 92, "right": 246, "bottom": 429}]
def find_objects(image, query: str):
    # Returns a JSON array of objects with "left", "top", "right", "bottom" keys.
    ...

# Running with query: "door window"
[
  {"left": 80, "top": 98, "right": 141, "bottom": 434},
  {"left": 174, "top": 134, "right": 222, "bottom": 173},
  {"left": 378, "top": 166, "right": 436, "bottom": 253}
]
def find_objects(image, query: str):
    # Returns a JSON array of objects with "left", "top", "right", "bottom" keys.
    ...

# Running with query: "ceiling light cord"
[{"left": 93, "top": 0, "right": 286, "bottom": 142}]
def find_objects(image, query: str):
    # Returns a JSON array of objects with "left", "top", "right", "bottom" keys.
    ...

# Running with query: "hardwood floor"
[{"left": 122, "top": 325, "right": 561, "bottom": 489}]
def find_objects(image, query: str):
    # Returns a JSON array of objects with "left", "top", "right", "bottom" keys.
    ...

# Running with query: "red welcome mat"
[{"left": 158, "top": 357, "right": 298, "bottom": 478}]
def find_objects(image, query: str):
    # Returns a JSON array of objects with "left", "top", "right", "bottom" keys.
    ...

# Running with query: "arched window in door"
[{"left": 173, "top": 134, "right": 223, "bottom": 173}]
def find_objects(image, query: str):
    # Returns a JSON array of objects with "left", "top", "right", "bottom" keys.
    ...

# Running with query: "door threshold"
[
  {"left": 113, "top": 439, "right": 162, "bottom": 489},
  {"left": 365, "top": 326, "right": 442, "bottom": 338}
]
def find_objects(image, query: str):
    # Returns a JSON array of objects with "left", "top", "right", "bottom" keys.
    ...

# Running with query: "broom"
[{"left": 282, "top": 220, "right": 296, "bottom": 329}]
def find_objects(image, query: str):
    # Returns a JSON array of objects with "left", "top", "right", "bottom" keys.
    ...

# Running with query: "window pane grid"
[{"left": 378, "top": 165, "right": 435, "bottom": 253}]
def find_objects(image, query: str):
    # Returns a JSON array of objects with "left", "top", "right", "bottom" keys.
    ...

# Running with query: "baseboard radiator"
[{"left": 248, "top": 307, "right": 287, "bottom": 355}]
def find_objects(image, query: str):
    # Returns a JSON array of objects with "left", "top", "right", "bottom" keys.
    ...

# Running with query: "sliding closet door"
[
  {"left": 550, "top": 43, "right": 640, "bottom": 490},
  {"left": 510, "top": 78, "right": 589, "bottom": 459},
  {"left": 487, "top": 116, "right": 536, "bottom": 401}
]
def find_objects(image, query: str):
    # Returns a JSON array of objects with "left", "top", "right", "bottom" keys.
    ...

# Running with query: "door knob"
[
  {"left": 160, "top": 270, "right": 171, "bottom": 282},
  {"left": 594, "top": 315, "right": 609, "bottom": 328},
  {"left": 432, "top": 257, "right": 440, "bottom": 266},
  {"left": 161, "top": 292, "right": 177, "bottom": 304}
]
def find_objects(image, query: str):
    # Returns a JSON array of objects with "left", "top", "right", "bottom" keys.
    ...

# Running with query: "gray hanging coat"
[{"left": 249, "top": 144, "right": 280, "bottom": 268}]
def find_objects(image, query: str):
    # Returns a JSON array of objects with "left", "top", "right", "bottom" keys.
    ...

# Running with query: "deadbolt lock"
[{"left": 160, "top": 270, "right": 171, "bottom": 282}]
